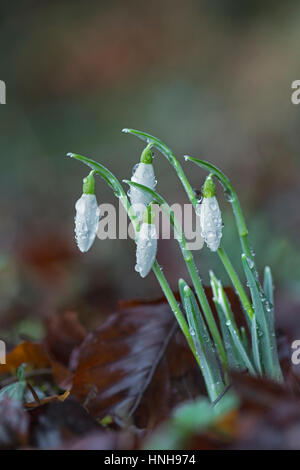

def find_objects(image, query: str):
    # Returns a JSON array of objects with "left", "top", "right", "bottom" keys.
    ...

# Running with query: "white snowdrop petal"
[
  {"left": 75, "top": 194, "right": 100, "bottom": 252},
  {"left": 129, "top": 163, "right": 156, "bottom": 220},
  {"left": 199, "top": 196, "right": 222, "bottom": 252},
  {"left": 135, "top": 223, "right": 157, "bottom": 278}
]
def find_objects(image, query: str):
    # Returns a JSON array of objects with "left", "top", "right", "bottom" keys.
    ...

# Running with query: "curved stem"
[
  {"left": 122, "top": 130, "right": 253, "bottom": 321},
  {"left": 68, "top": 152, "right": 195, "bottom": 360},
  {"left": 152, "top": 261, "right": 196, "bottom": 355},
  {"left": 123, "top": 129, "right": 198, "bottom": 207}
]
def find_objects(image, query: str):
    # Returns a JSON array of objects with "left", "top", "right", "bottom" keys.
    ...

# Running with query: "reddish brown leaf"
[
  {"left": 44, "top": 311, "right": 87, "bottom": 366},
  {"left": 51, "top": 360, "right": 73, "bottom": 390},
  {"left": 70, "top": 297, "right": 205, "bottom": 428},
  {"left": 228, "top": 371, "right": 300, "bottom": 449}
]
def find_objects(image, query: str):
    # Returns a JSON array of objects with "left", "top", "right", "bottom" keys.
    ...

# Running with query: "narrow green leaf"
[
  {"left": 242, "top": 254, "right": 282, "bottom": 381},
  {"left": 216, "top": 280, "right": 256, "bottom": 375},
  {"left": 264, "top": 266, "right": 274, "bottom": 309},
  {"left": 178, "top": 279, "right": 225, "bottom": 402},
  {"left": 251, "top": 314, "right": 263, "bottom": 375},
  {"left": 263, "top": 266, "right": 283, "bottom": 381},
  {"left": 240, "top": 326, "right": 249, "bottom": 351},
  {"left": 210, "top": 272, "right": 243, "bottom": 371}
]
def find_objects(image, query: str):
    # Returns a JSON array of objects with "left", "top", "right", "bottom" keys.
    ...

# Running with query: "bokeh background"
[{"left": 0, "top": 0, "right": 299, "bottom": 341}]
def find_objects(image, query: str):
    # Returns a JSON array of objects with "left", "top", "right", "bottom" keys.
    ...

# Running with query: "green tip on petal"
[
  {"left": 140, "top": 144, "right": 153, "bottom": 164},
  {"left": 202, "top": 174, "right": 216, "bottom": 198},
  {"left": 83, "top": 170, "right": 96, "bottom": 195}
]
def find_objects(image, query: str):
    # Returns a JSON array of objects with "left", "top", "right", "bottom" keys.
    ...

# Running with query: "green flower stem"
[
  {"left": 187, "top": 258, "right": 227, "bottom": 368},
  {"left": 68, "top": 152, "right": 195, "bottom": 359},
  {"left": 124, "top": 179, "right": 227, "bottom": 369},
  {"left": 152, "top": 261, "right": 197, "bottom": 356},
  {"left": 217, "top": 247, "right": 254, "bottom": 321},
  {"left": 180, "top": 280, "right": 226, "bottom": 401},
  {"left": 122, "top": 129, "right": 253, "bottom": 322}
]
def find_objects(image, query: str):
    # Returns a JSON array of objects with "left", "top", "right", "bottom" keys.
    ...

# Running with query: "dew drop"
[
  {"left": 193, "top": 188, "right": 202, "bottom": 203},
  {"left": 224, "top": 191, "right": 234, "bottom": 202}
]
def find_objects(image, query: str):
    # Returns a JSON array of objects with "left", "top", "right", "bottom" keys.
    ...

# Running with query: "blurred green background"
[{"left": 0, "top": 0, "right": 299, "bottom": 338}]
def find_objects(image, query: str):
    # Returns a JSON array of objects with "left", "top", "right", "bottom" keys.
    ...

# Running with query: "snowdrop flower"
[
  {"left": 135, "top": 205, "right": 157, "bottom": 278},
  {"left": 198, "top": 175, "right": 222, "bottom": 252},
  {"left": 75, "top": 171, "right": 100, "bottom": 253},
  {"left": 129, "top": 144, "right": 157, "bottom": 221}
]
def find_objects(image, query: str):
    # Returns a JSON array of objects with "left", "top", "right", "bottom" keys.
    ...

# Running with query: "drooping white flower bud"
[
  {"left": 75, "top": 171, "right": 100, "bottom": 253},
  {"left": 198, "top": 175, "right": 222, "bottom": 252},
  {"left": 129, "top": 145, "right": 157, "bottom": 221},
  {"left": 135, "top": 205, "right": 157, "bottom": 278}
]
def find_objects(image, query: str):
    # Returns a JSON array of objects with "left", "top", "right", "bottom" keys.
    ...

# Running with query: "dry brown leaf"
[
  {"left": 0, "top": 341, "right": 50, "bottom": 375},
  {"left": 70, "top": 297, "right": 205, "bottom": 428}
]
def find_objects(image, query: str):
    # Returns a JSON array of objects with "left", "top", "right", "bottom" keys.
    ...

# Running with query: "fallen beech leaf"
[
  {"left": 227, "top": 371, "right": 300, "bottom": 449},
  {"left": 230, "top": 370, "right": 293, "bottom": 410},
  {"left": 0, "top": 341, "right": 73, "bottom": 391},
  {"left": 51, "top": 359, "right": 73, "bottom": 390},
  {"left": 70, "top": 297, "right": 205, "bottom": 427},
  {"left": 44, "top": 311, "right": 87, "bottom": 366},
  {"left": 0, "top": 341, "right": 50, "bottom": 375}
]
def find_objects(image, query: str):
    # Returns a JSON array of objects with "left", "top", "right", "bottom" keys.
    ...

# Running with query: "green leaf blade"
[
  {"left": 178, "top": 279, "right": 225, "bottom": 402},
  {"left": 251, "top": 314, "right": 263, "bottom": 375},
  {"left": 242, "top": 254, "right": 282, "bottom": 381}
]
